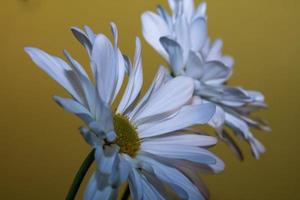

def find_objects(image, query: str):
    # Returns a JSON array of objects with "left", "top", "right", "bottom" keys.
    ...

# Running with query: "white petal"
[
  {"left": 128, "top": 168, "right": 143, "bottom": 200},
  {"left": 84, "top": 173, "right": 117, "bottom": 200},
  {"left": 138, "top": 103, "right": 216, "bottom": 138},
  {"left": 92, "top": 34, "right": 118, "bottom": 104},
  {"left": 225, "top": 112, "right": 265, "bottom": 159},
  {"left": 160, "top": 37, "right": 184, "bottom": 75},
  {"left": 194, "top": 2, "right": 207, "bottom": 20},
  {"left": 84, "top": 25, "right": 96, "bottom": 44},
  {"left": 112, "top": 49, "right": 126, "bottom": 102},
  {"left": 25, "top": 47, "right": 84, "bottom": 103},
  {"left": 138, "top": 156, "right": 203, "bottom": 200},
  {"left": 129, "top": 66, "right": 167, "bottom": 120},
  {"left": 156, "top": 5, "right": 172, "bottom": 27},
  {"left": 140, "top": 174, "right": 165, "bottom": 200},
  {"left": 63, "top": 50, "right": 96, "bottom": 113},
  {"left": 190, "top": 17, "right": 207, "bottom": 51},
  {"left": 183, "top": 0, "right": 195, "bottom": 22},
  {"left": 142, "top": 134, "right": 217, "bottom": 147},
  {"left": 208, "top": 105, "right": 225, "bottom": 131},
  {"left": 249, "top": 137, "right": 266, "bottom": 160},
  {"left": 221, "top": 55, "right": 235, "bottom": 68},
  {"left": 201, "top": 61, "right": 232, "bottom": 85},
  {"left": 134, "top": 76, "right": 194, "bottom": 125},
  {"left": 185, "top": 51, "right": 205, "bottom": 79},
  {"left": 117, "top": 38, "right": 143, "bottom": 114},
  {"left": 207, "top": 39, "right": 223, "bottom": 61},
  {"left": 70, "top": 27, "right": 93, "bottom": 56},
  {"left": 174, "top": 16, "right": 190, "bottom": 64},
  {"left": 141, "top": 144, "right": 219, "bottom": 165},
  {"left": 110, "top": 23, "right": 126, "bottom": 102},
  {"left": 141, "top": 11, "right": 170, "bottom": 60},
  {"left": 53, "top": 96, "right": 92, "bottom": 124},
  {"left": 95, "top": 145, "right": 119, "bottom": 175}
]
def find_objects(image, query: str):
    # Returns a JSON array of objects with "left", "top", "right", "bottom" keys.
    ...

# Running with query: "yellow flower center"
[{"left": 113, "top": 114, "right": 140, "bottom": 157}]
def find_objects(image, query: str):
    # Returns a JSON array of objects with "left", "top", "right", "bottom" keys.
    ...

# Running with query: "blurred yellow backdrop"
[{"left": 1, "top": 0, "right": 299, "bottom": 199}]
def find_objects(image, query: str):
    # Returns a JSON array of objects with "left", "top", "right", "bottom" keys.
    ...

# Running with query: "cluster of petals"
[
  {"left": 142, "top": 0, "right": 270, "bottom": 159},
  {"left": 26, "top": 23, "right": 224, "bottom": 200}
]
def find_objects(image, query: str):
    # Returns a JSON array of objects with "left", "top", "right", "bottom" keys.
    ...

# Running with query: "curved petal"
[
  {"left": 84, "top": 173, "right": 118, "bottom": 200},
  {"left": 190, "top": 17, "right": 207, "bottom": 51},
  {"left": 117, "top": 38, "right": 143, "bottom": 114},
  {"left": 225, "top": 112, "right": 265, "bottom": 159},
  {"left": 70, "top": 27, "right": 93, "bottom": 56},
  {"left": 160, "top": 37, "right": 184, "bottom": 75},
  {"left": 141, "top": 11, "right": 170, "bottom": 60},
  {"left": 53, "top": 96, "right": 92, "bottom": 124},
  {"left": 206, "top": 39, "right": 223, "bottom": 61},
  {"left": 174, "top": 16, "right": 190, "bottom": 64},
  {"left": 128, "top": 168, "right": 143, "bottom": 200},
  {"left": 194, "top": 2, "right": 207, "bottom": 20},
  {"left": 201, "top": 61, "right": 232, "bottom": 85},
  {"left": 128, "top": 66, "right": 167, "bottom": 120},
  {"left": 134, "top": 76, "right": 194, "bottom": 126},
  {"left": 185, "top": 51, "right": 205, "bottom": 79},
  {"left": 25, "top": 47, "right": 84, "bottom": 103},
  {"left": 138, "top": 103, "right": 216, "bottom": 138},
  {"left": 138, "top": 156, "right": 204, "bottom": 200},
  {"left": 92, "top": 34, "right": 118, "bottom": 104},
  {"left": 183, "top": 0, "right": 195, "bottom": 22},
  {"left": 142, "top": 134, "right": 217, "bottom": 147},
  {"left": 141, "top": 144, "right": 220, "bottom": 166}
]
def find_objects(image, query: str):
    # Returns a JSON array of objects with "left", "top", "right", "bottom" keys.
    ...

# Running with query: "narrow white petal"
[
  {"left": 142, "top": 134, "right": 217, "bottom": 147},
  {"left": 138, "top": 103, "right": 215, "bottom": 138},
  {"left": 83, "top": 25, "right": 96, "bottom": 44},
  {"left": 134, "top": 76, "right": 194, "bottom": 125},
  {"left": 64, "top": 50, "right": 96, "bottom": 113},
  {"left": 117, "top": 38, "right": 143, "bottom": 114},
  {"left": 141, "top": 144, "right": 219, "bottom": 165},
  {"left": 53, "top": 96, "right": 92, "bottom": 124},
  {"left": 208, "top": 105, "right": 225, "bottom": 130},
  {"left": 185, "top": 51, "right": 205, "bottom": 79},
  {"left": 84, "top": 174, "right": 117, "bottom": 200},
  {"left": 174, "top": 16, "right": 190, "bottom": 64},
  {"left": 92, "top": 34, "right": 118, "bottom": 104},
  {"left": 194, "top": 2, "right": 207, "bottom": 20},
  {"left": 128, "top": 168, "right": 143, "bottom": 200},
  {"left": 70, "top": 27, "right": 93, "bottom": 56},
  {"left": 207, "top": 39, "right": 223, "bottom": 61},
  {"left": 225, "top": 112, "right": 265, "bottom": 159},
  {"left": 141, "top": 11, "right": 170, "bottom": 60},
  {"left": 160, "top": 37, "right": 184, "bottom": 75},
  {"left": 138, "top": 156, "right": 204, "bottom": 200},
  {"left": 129, "top": 66, "right": 167, "bottom": 120},
  {"left": 25, "top": 47, "right": 83, "bottom": 103},
  {"left": 201, "top": 61, "right": 232, "bottom": 85},
  {"left": 221, "top": 55, "right": 235, "bottom": 68},
  {"left": 183, "top": 0, "right": 195, "bottom": 22},
  {"left": 190, "top": 17, "right": 207, "bottom": 51},
  {"left": 140, "top": 174, "right": 165, "bottom": 200}
]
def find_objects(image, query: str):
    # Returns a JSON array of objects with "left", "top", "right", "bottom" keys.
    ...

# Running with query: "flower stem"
[
  {"left": 65, "top": 149, "right": 95, "bottom": 200},
  {"left": 121, "top": 185, "right": 130, "bottom": 200}
]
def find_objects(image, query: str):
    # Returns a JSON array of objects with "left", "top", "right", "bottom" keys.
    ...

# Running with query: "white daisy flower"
[
  {"left": 25, "top": 23, "right": 224, "bottom": 200},
  {"left": 141, "top": 0, "right": 271, "bottom": 160}
]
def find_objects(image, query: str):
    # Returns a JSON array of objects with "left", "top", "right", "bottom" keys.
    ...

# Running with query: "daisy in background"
[
  {"left": 25, "top": 23, "right": 224, "bottom": 200},
  {"left": 141, "top": 0, "right": 271, "bottom": 160}
]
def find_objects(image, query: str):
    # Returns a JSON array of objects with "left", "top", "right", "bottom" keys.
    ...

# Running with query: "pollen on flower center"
[{"left": 113, "top": 114, "right": 140, "bottom": 157}]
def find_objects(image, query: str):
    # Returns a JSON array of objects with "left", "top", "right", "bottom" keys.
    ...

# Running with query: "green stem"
[
  {"left": 65, "top": 149, "right": 95, "bottom": 200},
  {"left": 121, "top": 185, "right": 130, "bottom": 200}
]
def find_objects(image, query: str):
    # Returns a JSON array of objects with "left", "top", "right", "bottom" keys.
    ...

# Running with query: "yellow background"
[{"left": 1, "top": 0, "right": 299, "bottom": 199}]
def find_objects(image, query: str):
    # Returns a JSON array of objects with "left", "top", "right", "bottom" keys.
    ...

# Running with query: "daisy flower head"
[
  {"left": 25, "top": 23, "right": 224, "bottom": 199},
  {"left": 141, "top": 0, "right": 271, "bottom": 160}
]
